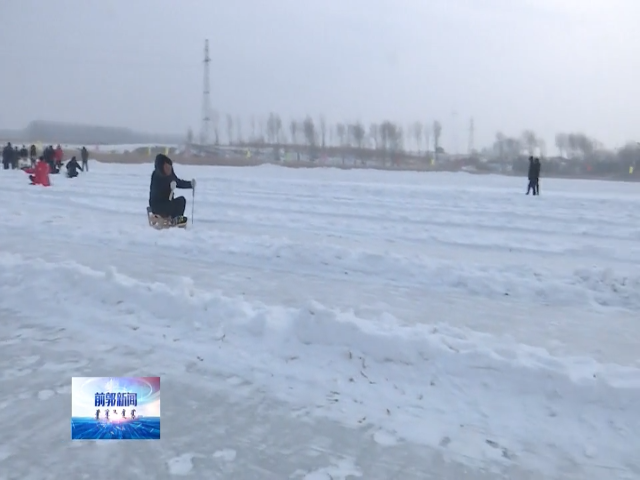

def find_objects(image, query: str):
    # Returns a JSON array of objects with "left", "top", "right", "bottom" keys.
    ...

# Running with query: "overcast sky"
[{"left": 0, "top": 0, "right": 638, "bottom": 151}]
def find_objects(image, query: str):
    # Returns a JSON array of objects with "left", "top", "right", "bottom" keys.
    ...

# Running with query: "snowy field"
[{"left": 1, "top": 162, "right": 639, "bottom": 480}]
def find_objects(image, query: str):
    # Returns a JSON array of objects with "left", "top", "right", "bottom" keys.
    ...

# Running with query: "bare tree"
[
  {"left": 235, "top": 116, "right": 243, "bottom": 144},
  {"left": 556, "top": 132, "right": 598, "bottom": 158},
  {"left": 568, "top": 133, "right": 596, "bottom": 157},
  {"left": 433, "top": 120, "right": 442, "bottom": 156},
  {"left": 336, "top": 123, "right": 347, "bottom": 147},
  {"left": 617, "top": 142, "right": 640, "bottom": 167},
  {"left": 350, "top": 122, "right": 365, "bottom": 149},
  {"left": 555, "top": 133, "right": 568, "bottom": 157},
  {"left": 494, "top": 132, "right": 506, "bottom": 159},
  {"left": 274, "top": 114, "right": 283, "bottom": 144},
  {"left": 379, "top": 121, "right": 397, "bottom": 150},
  {"left": 267, "top": 113, "right": 276, "bottom": 144},
  {"left": 504, "top": 137, "right": 522, "bottom": 158},
  {"left": 226, "top": 114, "right": 234, "bottom": 145},
  {"left": 412, "top": 122, "right": 423, "bottom": 153},
  {"left": 424, "top": 125, "right": 431, "bottom": 155},
  {"left": 289, "top": 119, "right": 298, "bottom": 145},
  {"left": 212, "top": 110, "right": 220, "bottom": 145},
  {"left": 538, "top": 138, "right": 547, "bottom": 157},
  {"left": 303, "top": 116, "right": 316, "bottom": 147},
  {"left": 395, "top": 125, "right": 405, "bottom": 155},
  {"left": 347, "top": 124, "right": 355, "bottom": 148},
  {"left": 319, "top": 115, "right": 327, "bottom": 149},
  {"left": 250, "top": 116, "right": 256, "bottom": 142},
  {"left": 521, "top": 130, "right": 538, "bottom": 155},
  {"left": 266, "top": 113, "right": 283, "bottom": 144},
  {"left": 378, "top": 121, "right": 404, "bottom": 165},
  {"left": 278, "top": 124, "right": 287, "bottom": 144},
  {"left": 368, "top": 123, "right": 379, "bottom": 149},
  {"left": 258, "top": 117, "right": 266, "bottom": 144}
]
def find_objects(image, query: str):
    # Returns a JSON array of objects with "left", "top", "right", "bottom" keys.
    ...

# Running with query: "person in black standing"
[
  {"left": 2, "top": 142, "right": 12, "bottom": 170},
  {"left": 29, "top": 144, "right": 37, "bottom": 167},
  {"left": 44, "top": 145, "right": 59, "bottom": 173},
  {"left": 80, "top": 146, "right": 89, "bottom": 172},
  {"left": 533, "top": 158, "right": 541, "bottom": 195},
  {"left": 526, "top": 156, "right": 535, "bottom": 194}
]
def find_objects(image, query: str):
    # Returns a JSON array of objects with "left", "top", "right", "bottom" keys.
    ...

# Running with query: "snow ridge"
[{"left": 1, "top": 252, "right": 639, "bottom": 477}]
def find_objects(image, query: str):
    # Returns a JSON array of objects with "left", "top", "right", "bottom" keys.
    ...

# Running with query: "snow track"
[{"left": 1, "top": 163, "right": 639, "bottom": 479}]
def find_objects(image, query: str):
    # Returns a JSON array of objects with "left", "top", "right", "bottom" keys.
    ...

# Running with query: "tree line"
[
  {"left": 488, "top": 130, "right": 638, "bottom": 163},
  {"left": 189, "top": 112, "right": 445, "bottom": 157},
  {"left": 187, "top": 113, "right": 639, "bottom": 170},
  {"left": 488, "top": 130, "right": 611, "bottom": 159},
  {"left": 488, "top": 130, "right": 639, "bottom": 177}
]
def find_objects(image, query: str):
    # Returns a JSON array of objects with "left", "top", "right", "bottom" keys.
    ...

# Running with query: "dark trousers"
[
  {"left": 151, "top": 196, "right": 186, "bottom": 218},
  {"left": 526, "top": 179, "right": 535, "bottom": 195},
  {"left": 82, "top": 159, "right": 88, "bottom": 172}
]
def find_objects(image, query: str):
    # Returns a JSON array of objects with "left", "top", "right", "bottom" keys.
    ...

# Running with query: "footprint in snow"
[
  {"left": 212, "top": 449, "right": 236, "bottom": 462},
  {"left": 372, "top": 430, "right": 398, "bottom": 446},
  {"left": 37, "top": 390, "right": 55, "bottom": 401},
  {"left": 166, "top": 453, "right": 196, "bottom": 476},
  {"left": 56, "top": 384, "right": 72, "bottom": 395}
]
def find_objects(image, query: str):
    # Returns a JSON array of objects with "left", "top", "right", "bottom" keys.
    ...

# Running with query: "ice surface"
[{"left": 1, "top": 164, "right": 639, "bottom": 479}]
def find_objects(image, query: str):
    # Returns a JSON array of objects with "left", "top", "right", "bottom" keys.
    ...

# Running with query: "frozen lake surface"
[{"left": 1, "top": 162, "right": 639, "bottom": 479}]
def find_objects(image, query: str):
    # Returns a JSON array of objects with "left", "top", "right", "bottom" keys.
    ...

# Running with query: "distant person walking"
[
  {"left": 526, "top": 156, "right": 536, "bottom": 195},
  {"left": 80, "top": 146, "right": 89, "bottom": 172}
]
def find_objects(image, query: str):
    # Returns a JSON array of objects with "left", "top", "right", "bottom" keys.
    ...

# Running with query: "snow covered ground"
[{"left": 1, "top": 162, "right": 639, "bottom": 480}]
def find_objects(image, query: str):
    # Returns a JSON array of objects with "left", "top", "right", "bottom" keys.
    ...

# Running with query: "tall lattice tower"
[
  {"left": 468, "top": 118, "right": 475, "bottom": 154},
  {"left": 199, "top": 39, "right": 212, "bottom": 145}
]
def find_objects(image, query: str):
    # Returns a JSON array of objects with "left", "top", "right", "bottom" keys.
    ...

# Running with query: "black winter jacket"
[
  {"left": 532, "top": 160, "right": 541, "bottom": 178},
  {"left": 2, "top": 145, "right": 13, "bottom": 162},
  {"left": 66, "top": 157, "right": 82, "bottom": 175},
  {"left": 149, "top": 154, "right": 192, "bottom": 208},
  {"left": 527, "top": 158, "right": 535, "bottom": 180}
]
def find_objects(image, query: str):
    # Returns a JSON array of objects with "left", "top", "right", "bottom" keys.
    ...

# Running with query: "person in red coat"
[
  {"left": 24, "top": 157, "right": 51, "bottom": 186},
  {"left": 54, "top": 144, "right": 64, "bottom": 168}
]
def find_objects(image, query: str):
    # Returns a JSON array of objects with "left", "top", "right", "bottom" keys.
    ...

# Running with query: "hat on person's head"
[
  {"left": 156, "top": 153, "right": 172, "bottom": 165},
  {"left": 154, "top": 153, "right": 172, "bottom": 171}
]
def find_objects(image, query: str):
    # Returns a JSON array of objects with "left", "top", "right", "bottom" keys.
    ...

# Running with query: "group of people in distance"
[
  {"left": 527, "top": 156, "right": 541, "bottom": 195},
  {"left": 19, "top": 145, "right": 90, "bottom": 186}
]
